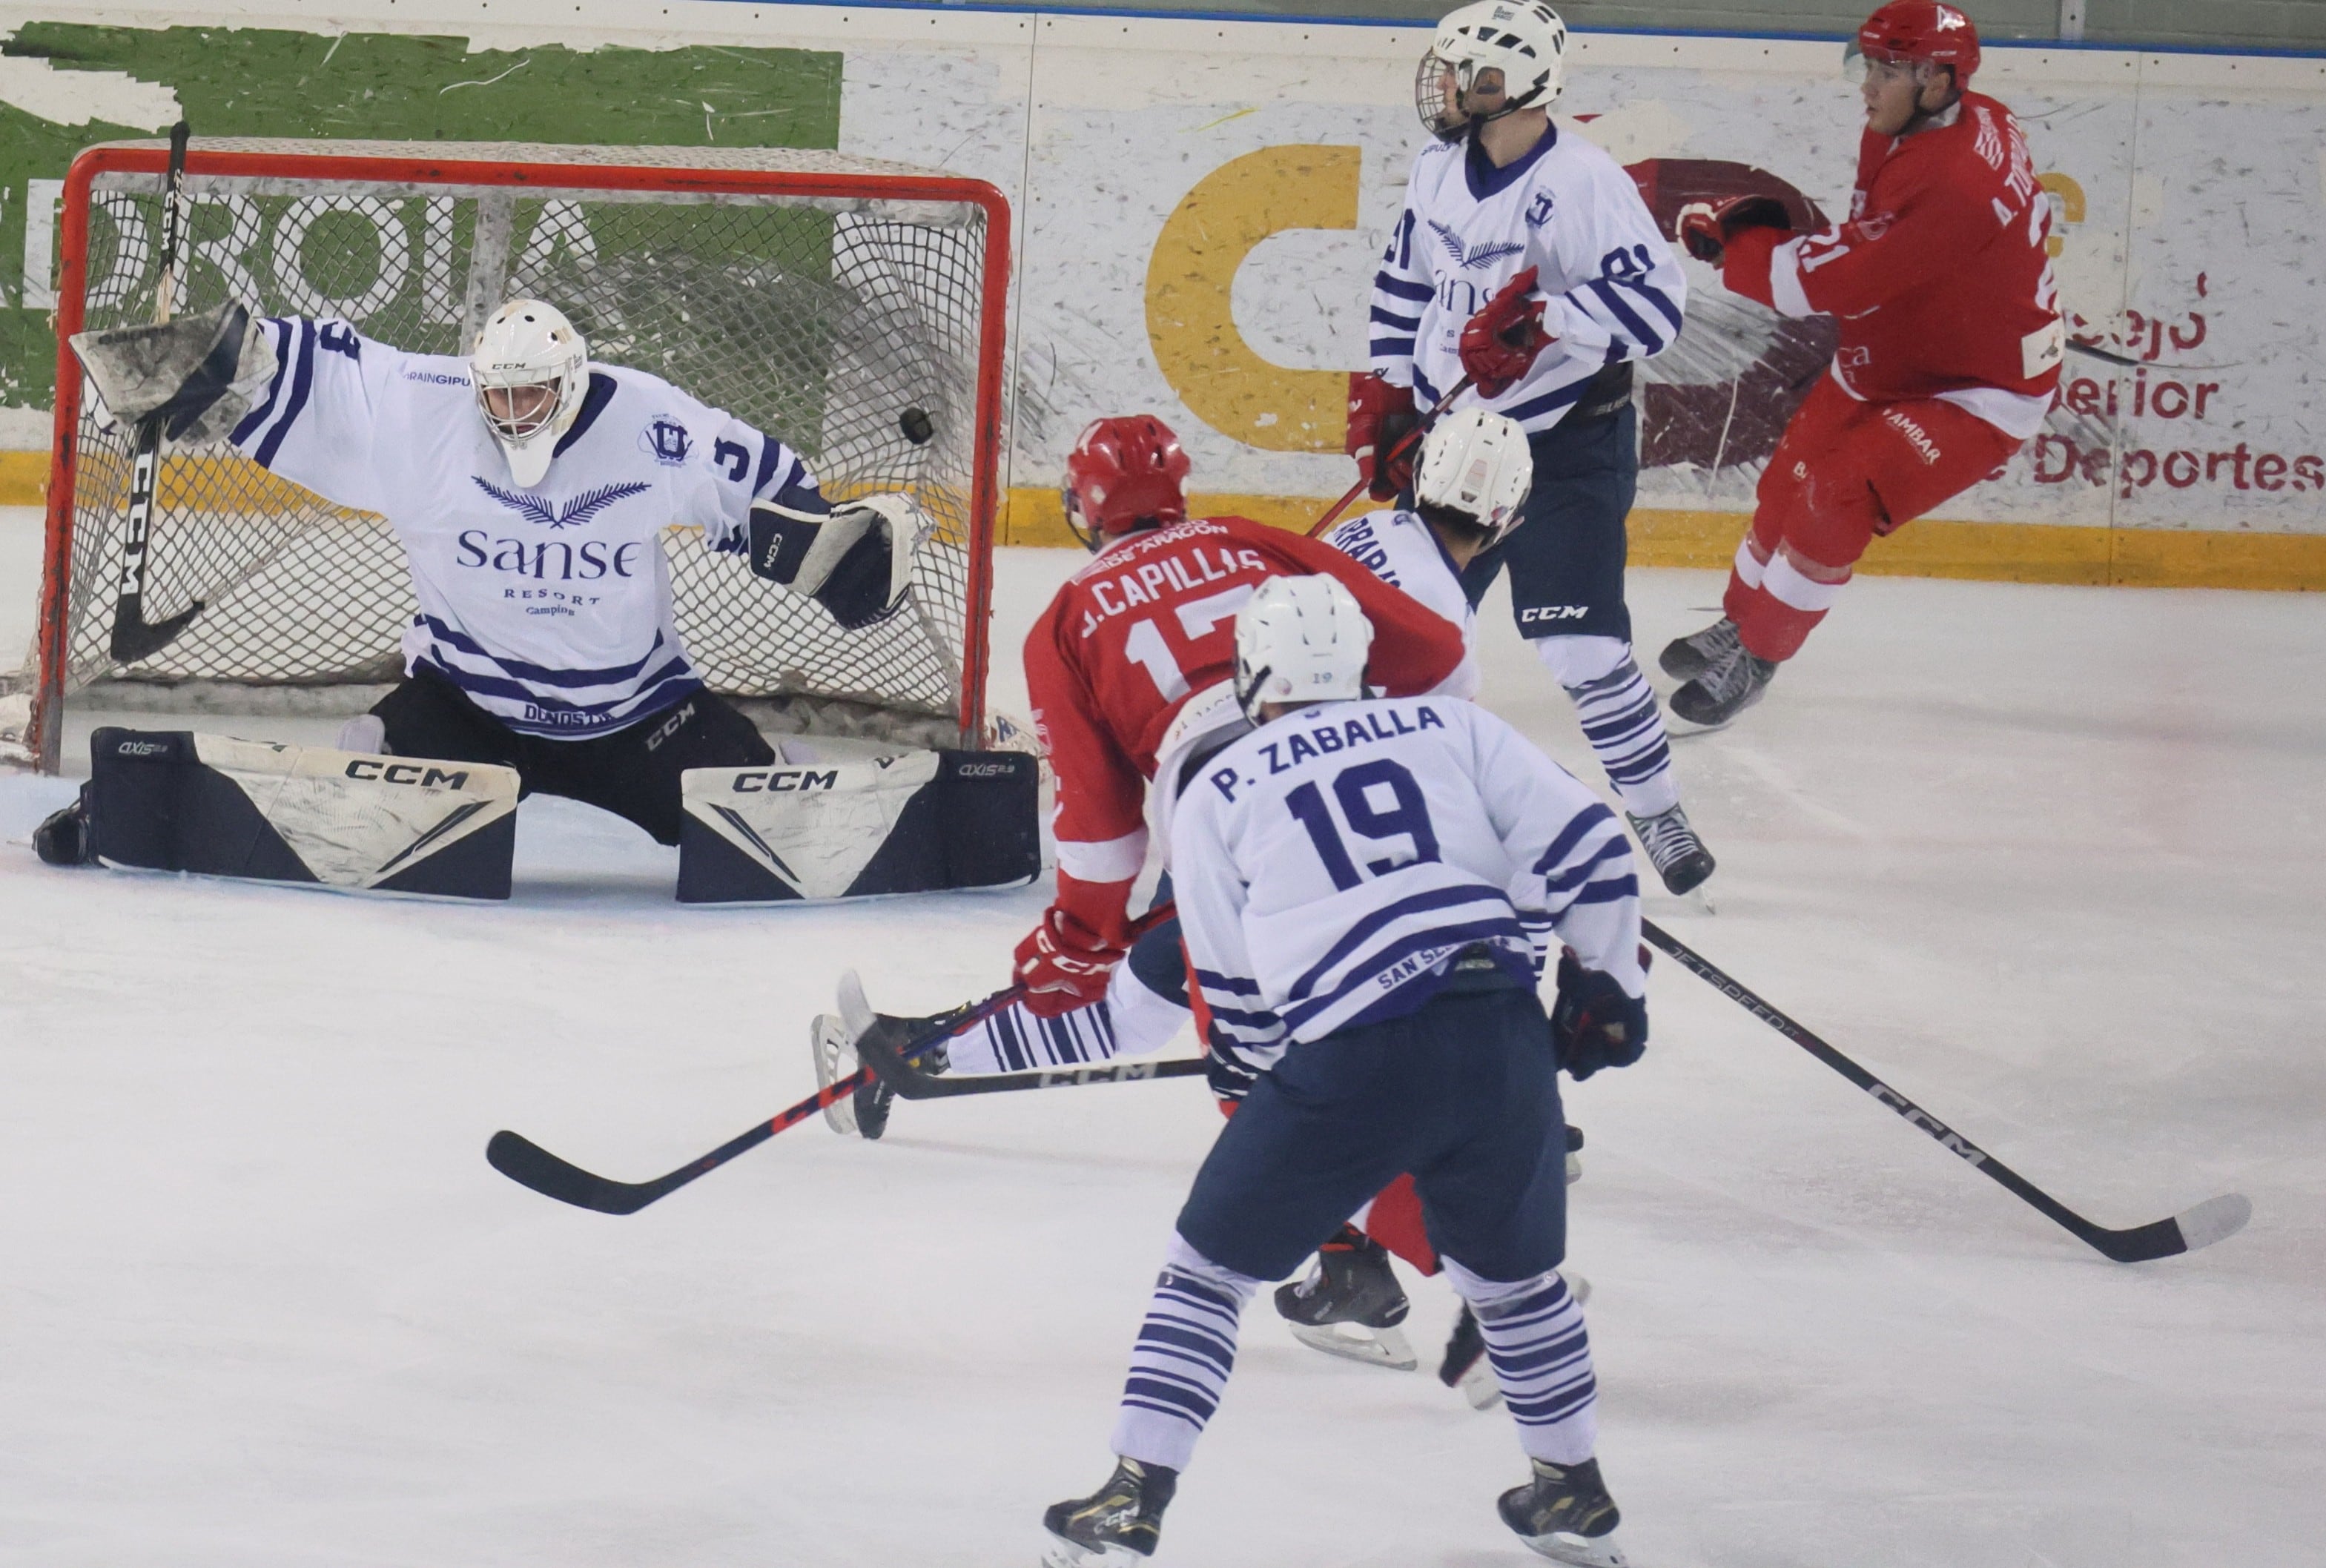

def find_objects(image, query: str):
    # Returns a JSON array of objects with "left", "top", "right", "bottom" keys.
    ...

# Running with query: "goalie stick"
[
  {"left": 110, "top": 119, "right": 207, "bottom": 664},
  {"left": 1306, "top": 373, "right": 1476, "bottom": 538},
  {"left": 1641, "top": 919, "right": 2251, "bottom": 1263}
]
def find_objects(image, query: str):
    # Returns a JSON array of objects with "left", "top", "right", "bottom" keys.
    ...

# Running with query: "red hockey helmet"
[
  {"left": 1062, "top": 415, "right": 1192, "bottom": 549},
  {"left": 1854, "top": 1, "right": 1980, "bottom": 84}
]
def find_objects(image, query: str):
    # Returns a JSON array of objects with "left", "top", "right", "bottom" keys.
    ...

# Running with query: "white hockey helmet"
[
  {"left": 1417, "top": 1, "right": 1570, "bottom": 142},
  {"left": 1233, "top": 575, "right": 1375, "bottom": 722},
  {"left": 1413, "top": 408, "right": 1534, "bottom": 547},
  {"left": 472, "top": 299, "right": 589, "bottom": 486}
]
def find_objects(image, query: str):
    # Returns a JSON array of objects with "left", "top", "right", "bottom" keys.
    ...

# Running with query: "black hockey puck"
[{"left": 899, "top": 406, "right": 934, "bottom": 446}]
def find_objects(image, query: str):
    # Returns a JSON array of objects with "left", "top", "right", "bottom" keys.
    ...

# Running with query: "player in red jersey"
[
  {"left": 1659, "top": 0, "right": 2063, "bottom": 726},
  {"left": 812, "top": 415, "right": 1468, "bottom": 1139},
  {"left": 1014, "top": 414, "right": 1469, "bottom": 1016}
]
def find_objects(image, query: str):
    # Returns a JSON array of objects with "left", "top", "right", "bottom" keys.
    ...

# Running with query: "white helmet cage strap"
[
  {"left": 1414, "top": 408, "right": 1536, "bottom": 548},
  {"left": 1233, "top": 575, "right": 1376, "bottom": 721},
  {"left": 472, "top": 299, "right": 589, "bottom": 483},
  {"left": 1417, "top": 0, "right": 1569, "bottom": 141}
]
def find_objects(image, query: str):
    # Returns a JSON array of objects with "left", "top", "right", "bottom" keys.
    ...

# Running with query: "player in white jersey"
[
  {"left": 819, "top": 412, "right": 1528, "bottom": 1128},
  {"left": 68, "top": 299, "right": 923, "bottom": 846},
  {"left": 1042, "top": 575, "right": 1645, "bottom": 1568},
  {"left": 1353, "top": 0, "right": 1715, "bottom": 897}
]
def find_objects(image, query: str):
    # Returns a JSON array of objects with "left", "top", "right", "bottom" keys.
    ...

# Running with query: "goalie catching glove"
[
  {"left": 747, "top": 492, "right": 933, "bottom": 631},
  {"left": 71, "top": 302, "right": 279, "bottom": 450}
]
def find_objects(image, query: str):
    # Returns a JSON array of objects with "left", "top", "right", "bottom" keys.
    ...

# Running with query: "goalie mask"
[
  {"left": 472, "top": 300, "right": 589, "bottom": 486},
  {"left": 1233, "top": 575, "right": 1374, "bottom": 723},
  {"left": 1413, "top": 408, "right": 1534, "bottom": 548},
  {"left": 1416, "top": 0, "right": 1569, "bottom": 143}
]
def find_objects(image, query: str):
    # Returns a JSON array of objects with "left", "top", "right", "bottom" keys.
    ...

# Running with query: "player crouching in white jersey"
[
  {"left": 1357, "top": 0, "right": 1714, "bottom": 898},
  {"left": 58, "top": 298, "right": 925, "bottom": 849},
  {"left": 1042, "top": 575, "right": 1648, "bottom": 1568}
]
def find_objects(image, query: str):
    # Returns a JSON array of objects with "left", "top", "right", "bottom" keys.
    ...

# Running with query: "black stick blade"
[
  {"left": 2090, "top": 1193, "right": 2251, "bottom": 1263},
  {"left": 110, "top": 596, "right": 205, "bottom": 663},
  {"left": 486, "top": 1129, "right": 664, "bottom": 1216}
]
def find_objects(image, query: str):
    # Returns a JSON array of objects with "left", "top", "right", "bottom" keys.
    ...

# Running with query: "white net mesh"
[{"left": 13, "top": 140, "right": 1001, "bottom": 764}]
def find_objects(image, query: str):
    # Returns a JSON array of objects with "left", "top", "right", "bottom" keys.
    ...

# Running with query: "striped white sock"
[
  {"left": 1110, "top": 1234, "right": 1262, "bottom": 1472},
  {"left": 944, "top": 997, "right": 1120, "bottom": 1074},
  {"left": 1445, "top": 1260, "right": 1599, "bottom": 1465},
  {"left": 1566, "top": 655, "right": 1679, "bottom": 818}
]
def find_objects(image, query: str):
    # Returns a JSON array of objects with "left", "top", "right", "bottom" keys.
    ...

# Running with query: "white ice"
[{"left": 3, "top": 519, "right": 2322, "bottom": 1567}]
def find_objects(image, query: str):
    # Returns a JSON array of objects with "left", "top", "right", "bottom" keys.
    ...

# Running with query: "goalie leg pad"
[
  {"left": 71, "top": 303, "right": 279, "bottom": 449},
  {"left": 676, "top": 749, "right": 1038, "bottom": 904},
  {"left": 74, "top": 727, "right": 518, "bottom": 899}
]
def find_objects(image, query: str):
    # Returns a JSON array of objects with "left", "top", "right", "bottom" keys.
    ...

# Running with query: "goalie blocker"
[{"left": 36, "top": 728, "right": 518, "bottom": 899}]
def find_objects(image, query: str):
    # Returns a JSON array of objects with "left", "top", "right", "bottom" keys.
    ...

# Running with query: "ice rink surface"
[{"left": 3, "top": 532, "right": 2322, "bottom": 1567}]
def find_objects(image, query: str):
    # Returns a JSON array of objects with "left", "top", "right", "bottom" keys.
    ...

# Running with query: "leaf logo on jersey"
[
  {"left": 472, "top": 477, "right": 652, "bottom": 530},
  {"left": 1429, "top": 220, "right": 1526, "bottom": 271}
]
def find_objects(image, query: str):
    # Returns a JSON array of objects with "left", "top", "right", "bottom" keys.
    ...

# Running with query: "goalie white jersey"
[
  {"left": 1371, "top": 128, "right": 1686, "bottom": 433},
  {"left": 1170, "top": 695, "right": 1644, "bottom": 1076},
  {"left": 1321, "top": 506, "right": 1480, "bottom": 701},
  {"left": 228, "top": 317, "right": 828, "bottom": 738}
]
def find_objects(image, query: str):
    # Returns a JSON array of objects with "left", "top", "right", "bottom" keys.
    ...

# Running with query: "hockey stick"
[
  {"left": 110, "top": 119, "right": 205, "bottom": 664},
  {"left": 486, "top": 908, "right": 1181, "bottom": 1214},
  {"left": 1640, "top": 919, "right": 2251, "bottom": 1263},
  {"left": 484, "top": 987, "right": 1021, "bottom": 1215},
  {"left": 1306, "top": 374, "right": 1476, "bottom": 538}
]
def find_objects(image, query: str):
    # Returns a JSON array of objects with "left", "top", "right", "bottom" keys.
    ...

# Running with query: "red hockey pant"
[{"left": 1725, "top": 376, "right": 2023, "bottom": 661}]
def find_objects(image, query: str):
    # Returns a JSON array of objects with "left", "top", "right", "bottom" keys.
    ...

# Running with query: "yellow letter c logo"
[{"left": 1144, "top": 145, "right": 1362, "bottom": 454}]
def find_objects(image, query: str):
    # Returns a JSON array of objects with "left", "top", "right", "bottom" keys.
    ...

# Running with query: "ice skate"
[
  {"left": 1668, "top": 643, "right": 1777, "bottom": 728},
  {"left": 810, "top": 970, "right": 947, "bottom": 1140},
  {"left": 1439, "top": 1303, "right": 1502, "bottom": 1409},
  {"left": 1499, "top": 1455, "right": 1628, "bottom": 1567},
  {"left": 1625, "top": 801, "right": 1716, "bottom": 895},
  {"left": 1275, "top": 1225, "right": 1415, "bottom": 1370},
  {"left": 1041, "top": 1458, "right": 1177, "bottom": 1567},
  {"left": 1658, "top": 615, "right": 1740, "bottom": 682}
]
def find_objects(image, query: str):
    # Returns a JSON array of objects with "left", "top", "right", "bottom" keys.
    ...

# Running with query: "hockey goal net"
[{"left": 4, "top": 139, "right": 1009, "bottom": 771}]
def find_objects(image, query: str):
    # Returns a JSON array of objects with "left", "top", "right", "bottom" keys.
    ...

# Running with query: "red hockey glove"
[
  {"left": 1345, "top": 373, "right": 1419, "bottom": 501},
  {"left": 1674, "top": 194, "right": 1794, "bottom": 266},
  {"left": 1549, "top": 952, "right": 1648, "bottom": 1081},
  {"left": 1458, "top": 268, "right": 1554, "bottom": 400},
  {"left": 1012, "top": 873, "right": 1133, "bottom": 1018}
]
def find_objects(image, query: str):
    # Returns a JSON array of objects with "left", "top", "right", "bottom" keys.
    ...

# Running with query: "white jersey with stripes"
[
  {"left": 228, "top": 317, "right": 827, "bottom": 738},
  {"left": 1321, "top": 506, "right": 1479, "bottom": 700},
  {"left": 1370, "top": 125, "right": 1685, "bottom": 434},
  {"left": 1169, "top": 694, "right": 1644, "bottom": 1076}
]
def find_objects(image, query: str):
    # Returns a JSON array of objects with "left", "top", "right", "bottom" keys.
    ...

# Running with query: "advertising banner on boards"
[{"left": 1, "top": 2, "right": 2320, "bottom": 587}]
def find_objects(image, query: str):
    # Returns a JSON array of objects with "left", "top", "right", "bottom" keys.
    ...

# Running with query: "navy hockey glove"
[{"left": 1550, "top": 953, "right": 1647, "bottom": 1081}]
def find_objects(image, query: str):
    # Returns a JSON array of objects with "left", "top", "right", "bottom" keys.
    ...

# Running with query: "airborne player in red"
[
  {"left": 1662, "top": 0, "right": 2064, "bottom": 725},
  {"left": 1011, "top": 415, "right": 1467, "bottom": 1023}
]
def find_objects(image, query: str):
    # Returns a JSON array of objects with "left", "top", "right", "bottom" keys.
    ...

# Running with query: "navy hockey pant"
[
  {"left": 1459, "top": 403, "right": 1638, "bottom": 644},
  {"left": 1174, "top": 983, "right": 1570, "bottom": 1285}
]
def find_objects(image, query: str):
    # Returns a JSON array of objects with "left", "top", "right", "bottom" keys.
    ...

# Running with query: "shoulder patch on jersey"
[
  {"left": 1525, "top": 188, "right": 1556, "bottom": 228},
  {"left": 472, "top": 476, "right": 652, "bottom": 530},
  {"left": 641, "top": 417, "right": 693, "bottom": 466}
]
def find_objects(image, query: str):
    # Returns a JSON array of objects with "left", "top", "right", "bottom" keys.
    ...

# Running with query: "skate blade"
[
  {"left": 1519, "top": 1529, "right": 1629, "bottom": 1568},
  {"left": 836, "top": 967, "right": 876, "bottom": 1040},
  {"left": 1040, "top": 1532, "right": 1144, "bottom": 1568},
  {"left": 1456, "top": 1354, "right": 1503, "bottom": 1410},
  {"left": 810, "top": 1013, "right": 859, "bottom": 1136},
  {"left": 1287, "top": 1320, "right": 1418, "bottom": 1372}
]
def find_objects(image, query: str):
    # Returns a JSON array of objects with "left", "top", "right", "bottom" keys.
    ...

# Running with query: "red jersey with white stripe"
[
  {"left": 1728, "top": 91, "right": 2062, "bottom": 437},
  {"left": 1024, "top": 516, "right": 1467, "bottom": 889}
]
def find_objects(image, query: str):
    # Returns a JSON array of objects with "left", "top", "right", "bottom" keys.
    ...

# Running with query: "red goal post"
[{"left": 11, "top": 139, "right": 1011, "bottom": 773}]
